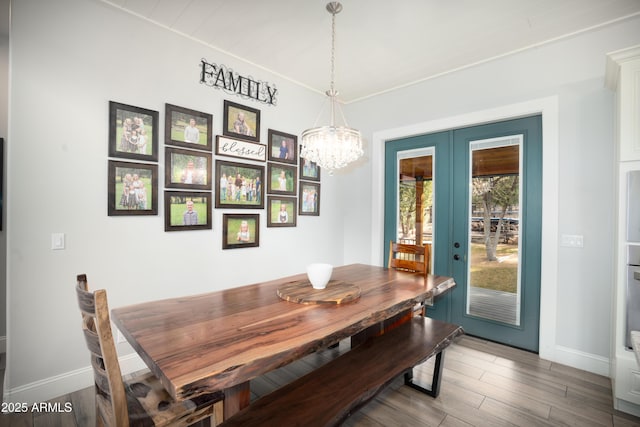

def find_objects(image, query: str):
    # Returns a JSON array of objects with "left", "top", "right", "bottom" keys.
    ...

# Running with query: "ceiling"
[{"left": 36, "top": 1, "right": 640, "bottom": 102}]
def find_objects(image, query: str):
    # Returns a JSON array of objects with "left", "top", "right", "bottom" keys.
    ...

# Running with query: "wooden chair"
[
  {"left": 388, "top": 241, "right": 430, "bottom": 277},
  {"left": 387, "top": 241, "right": 431, "bottom": 322},
  {"left": 76, "top": 274, "right": 224, "bottom": 427}
]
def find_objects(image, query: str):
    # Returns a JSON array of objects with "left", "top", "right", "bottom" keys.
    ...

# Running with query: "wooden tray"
[{"left": 277, "top": 280, "right": 361, "bottom": 305}]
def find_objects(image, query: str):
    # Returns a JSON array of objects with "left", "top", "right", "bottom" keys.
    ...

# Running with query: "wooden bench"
[{"left": 220, "top": 316, "right": 464, "bottom": 427}]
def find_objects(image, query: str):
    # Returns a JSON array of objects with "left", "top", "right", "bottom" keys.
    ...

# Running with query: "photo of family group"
[
  {"left": 300, "top": 157, "right": 321, "bottom": 181},
  {"left": 165, "top": 103, "right": 213, "bottom": 151},
  {"left": 215, "top": 160, "right": 265, "bottom": 209},
  {"left": 109, "top": 101, "right": 158, "bottom": 161},
  {"left": 108, "top": 161, "right": 158, "bottom": 216},
  {"left": 299, "top": 182, "right": 320, "bottom": 216},
  {"left": 164, "top": 192, "right": 212, "bottom": 231}
]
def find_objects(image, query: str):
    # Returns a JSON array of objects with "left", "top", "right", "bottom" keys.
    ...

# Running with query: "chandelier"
[{"left": 300, "top": 2, "right": 363, "bottom": 174}]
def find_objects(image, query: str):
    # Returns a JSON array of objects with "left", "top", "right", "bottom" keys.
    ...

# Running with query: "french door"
[{"left": 384, "top": 116, "right": 542, "bottom": 352}]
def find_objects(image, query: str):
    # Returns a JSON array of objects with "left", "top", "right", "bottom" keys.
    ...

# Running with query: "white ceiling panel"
[{"left": 102, "top": 0, "right": 640, "bottom": 102}]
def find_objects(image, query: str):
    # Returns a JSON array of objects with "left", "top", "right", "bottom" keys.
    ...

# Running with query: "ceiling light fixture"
[{"left": 300, "top": 2, "right": 363, "bottom": 175}]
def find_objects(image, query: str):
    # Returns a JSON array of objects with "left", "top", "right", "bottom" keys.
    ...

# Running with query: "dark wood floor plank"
[{"left": 68, "top": 386, "right": 95, "bottom": 427}]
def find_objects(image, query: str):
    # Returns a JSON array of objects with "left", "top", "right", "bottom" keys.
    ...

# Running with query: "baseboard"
[
  {"left": 552, "top": 344, "right": 611, "bottom": 377},
  {"left": 616, "top": 398, "right": 640, "bottom": 417},
  {"left": 4, "top": 353, "right": 147, "bottom": 404}
]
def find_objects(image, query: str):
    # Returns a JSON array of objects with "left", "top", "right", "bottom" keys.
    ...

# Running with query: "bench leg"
[{"left": 404, "top": 350, "right": 444, "bottom": 398}]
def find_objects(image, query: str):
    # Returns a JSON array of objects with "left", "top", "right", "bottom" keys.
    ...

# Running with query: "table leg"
[{"left": 223, "top": 381, "right": 251, "bottom": 420}]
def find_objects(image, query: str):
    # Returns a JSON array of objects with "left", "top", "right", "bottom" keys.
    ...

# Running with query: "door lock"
[{"left": 453, "top": 254, "right": 460, "bottom": 261}]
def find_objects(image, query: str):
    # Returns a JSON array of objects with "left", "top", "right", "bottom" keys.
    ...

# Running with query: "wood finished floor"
[{"left": 2, "top": 336, "right": 640, "bottom": 426}]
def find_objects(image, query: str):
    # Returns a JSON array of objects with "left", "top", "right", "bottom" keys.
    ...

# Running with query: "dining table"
[{"left": 110, "top": 263, "right": 456, "bottom": 420}]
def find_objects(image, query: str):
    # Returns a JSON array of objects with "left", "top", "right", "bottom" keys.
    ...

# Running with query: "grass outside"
[{"left": 469, "top": 242, "right": 518, "bottom": 293}]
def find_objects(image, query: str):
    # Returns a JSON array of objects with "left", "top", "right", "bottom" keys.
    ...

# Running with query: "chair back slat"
[
  {"left": 388, "top": 241, "right": 431, "bottom": 276},
  {"left": 82, "top": 326, "right": 102, "bottom": 357},
  {"left": 76, "top": 275, "right": 130, "bottom": 427}
]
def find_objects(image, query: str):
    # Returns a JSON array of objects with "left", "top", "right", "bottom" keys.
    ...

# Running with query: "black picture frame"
[
  {"left": 267, "top": 163, "right": 297, "bottom": 196},
  {"left": 300, "top": 155, "right": 321, "bottom": 182},
  {"left": 165, "top": 147, "right": 212, "bottom": 191},
  {"left": 107, "top": 160, "right": 158, "bottom": 216},
  {"left": 164, "top": 191, "right": 212, "bottom": 231},
  {"left": 268, "top": 129, "right": 297, "bottom": 164},
  {"left": 299, "top": 181, "right": 320, "bottom": 216},
  {"left": 267, "top": 196, "right": 297, "bottom": 228},
  {"left": 223, "top": 213, "right": 260, "bottom": 249},
  {"left": 108, "top": 101, "right": 159, "bottom": 161},
  {"left": 223, "top": 100, "right": 260, "bottom": 142},
  {"left": 164, "top": 103, "right": 213, "bottom": 151},
  {"left": 215, "top": 160, "right": 265, "bottom": 209}
]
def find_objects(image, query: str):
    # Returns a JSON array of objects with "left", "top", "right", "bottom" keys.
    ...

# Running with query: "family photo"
[
  {"left": 109, "top": 101, "right": 158, "bottom": 161},
  {"left": 223, "top": 214, "right": 259, "bottom": 249},
  {"left": 165, "top": 192, "right": 211, "bottom": 231},
  {"left": 299, "top": 182, "right": 320, "bottom": 216},
  {"left": 267, "top": 163, "right": 297, "bottom": 195},
  {"left": 108, "top": 161, "right": 157, "bottom": 216},
  {"left": 223, "top": 100, "right": 260, "bottom": 142},
  {"left": 215, "top": 160, "right": 264, "bottom": 208},
  {"left": 268, "top": 129, "right": 297, "bottom": 164},
  {"left": 165, "top": 147, "right": 211, "bottom": 190},
  {"left": 267, "top": 196, "right": 297, "bottom": 227},
  {"left": 165, "top": 103, "right": 213, "bottom": 150}
]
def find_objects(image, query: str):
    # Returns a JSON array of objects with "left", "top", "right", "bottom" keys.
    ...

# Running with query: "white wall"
[
  {"left": 6, "top": 0, "right": 640, "bottom": 404},
  {"left": 6, "top": 0, "right": 343, "bottom": 402},
  {"left": 343, "top": 16, "right": 640, "bottom": 374}
]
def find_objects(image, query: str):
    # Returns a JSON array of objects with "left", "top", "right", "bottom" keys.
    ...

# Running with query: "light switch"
[
  {"left": 560, "top": 234, "right": 583, "bottom": 248},
  {"left": 51, "top": 233, "right": 65, "bottom": 250}
]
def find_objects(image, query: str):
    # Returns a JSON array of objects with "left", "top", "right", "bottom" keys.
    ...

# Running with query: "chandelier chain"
[{"left": 330, "top": 8, "right": 336, "bottom": 95}]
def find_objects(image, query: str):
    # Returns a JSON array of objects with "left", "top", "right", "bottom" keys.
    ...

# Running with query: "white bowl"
[{"left": 306, "top": 263, "right": 333, "bottom": 289}]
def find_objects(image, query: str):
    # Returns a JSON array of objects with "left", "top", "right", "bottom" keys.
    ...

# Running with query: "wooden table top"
[{"left": 111, "top": 263, "right": 455, "bottom": 401}]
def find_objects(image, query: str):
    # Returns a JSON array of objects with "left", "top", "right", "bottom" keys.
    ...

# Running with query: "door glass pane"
[
  {"left": 467, "top": 137, "right": 522, "bottom": 326},
  {"left": 397, "top": 148, "right": 434, "bottom": 252}
]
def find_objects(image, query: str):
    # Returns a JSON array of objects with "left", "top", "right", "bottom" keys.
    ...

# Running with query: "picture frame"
[
  {"left": 223, "top": 100, "right": 260, "bottom": 142},
  {"left": 299, "top": 181, "right": 320, "bottom": 216},
  {"left": 108, "top": 101, "right": 159, "bottom": 161},
  {"left": 164, "top": 103, "right": 213, "bottom": 151},
  {"left": 268, "top": 129, "right": 297, "bottom": 164},
  {"left": 215, "top": 160, "right": 265, "bottom": 209},
  {"left": 165, "top": 147, "right": 212, "bottom": 190},
  {"left": 267, "top": 196, "right": 297, "bottom": 228},
  {"left": 223, "top": 213, "right": 260, "bottom": 249},
  {"left": 216, "top": 135, "right": 266, "bottom": 162},
  {"left": 108, "top": 160, "right": 158, "bottom": 216},
  {"left": 164, "top": 191, "right": 212, "bottom": 231},
  {"left": 267, "top": 163, "right": 297, "bottom": 196},
  {"left": 300, "top": 156, "right": 321, "bottom": 182}
]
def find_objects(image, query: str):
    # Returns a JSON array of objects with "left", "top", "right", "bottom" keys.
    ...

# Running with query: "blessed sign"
[
  {"left": 215, "top": 136, "right": 266, "bottom": 162},
  {"left": 200, "top": 59, "right": 278, "bottom": 106}
]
